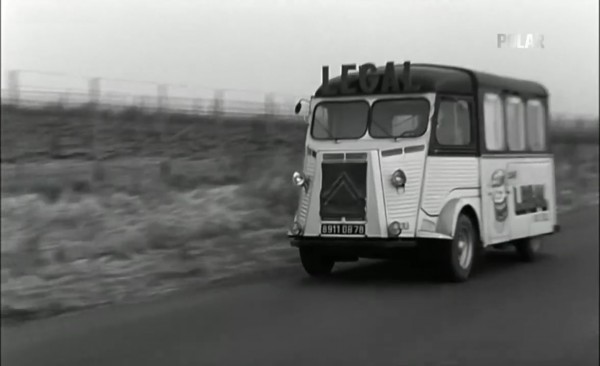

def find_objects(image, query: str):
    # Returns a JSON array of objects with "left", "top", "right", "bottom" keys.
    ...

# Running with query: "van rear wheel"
[
  {"left": 299, "top": 248, "right": 334, "bottom": 277},
  {"left": 440, "top": 213, "right": 479, "bottom": 282},
  {"left": 514, "top": 236, "right": 543, "bottom": 262}
]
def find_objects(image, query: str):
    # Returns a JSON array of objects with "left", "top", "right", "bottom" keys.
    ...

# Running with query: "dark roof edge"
[
  {"left": 409, "top": 63, "right": 548, "bottom": 97},
  {"left": 409, "top": 62, "right": 479, "bottom": 95}
]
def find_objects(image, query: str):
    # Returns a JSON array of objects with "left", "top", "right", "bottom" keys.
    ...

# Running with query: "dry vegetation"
[{"left": 1, "top": 106, "right": 598, "bottom": 322}]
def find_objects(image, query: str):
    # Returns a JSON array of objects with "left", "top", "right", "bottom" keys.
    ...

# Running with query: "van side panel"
[
  {"left": 480, "top": 155, "right": 557, "bottom": 246},
  {"left": 420, "top": 157, "right": 481, "bottom": 216}
]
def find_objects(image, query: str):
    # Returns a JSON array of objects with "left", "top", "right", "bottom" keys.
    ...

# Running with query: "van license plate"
[{"left": 321, "top": 224, "right": 365, "bottom": 235}]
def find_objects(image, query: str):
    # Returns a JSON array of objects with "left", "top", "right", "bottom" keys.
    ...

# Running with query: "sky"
[{"left": 1, "top": 0, "right": 598, "bottom": 116}]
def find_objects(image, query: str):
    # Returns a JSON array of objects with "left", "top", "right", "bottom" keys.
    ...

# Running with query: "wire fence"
[
  {"left": 1, "top": 69, "right": 598, "bottom": 203},
  {"left": 1, "top": 69, "right": 309, "bottom": 187},
  {"left": 0, "top": 69, "right": 308, "bottom": 195},
  {"left": 1, "top": 69, "right": 305, "bottom": 118},
  {"left": 1, "top": 88, "right": 303, "bottom": 118}
]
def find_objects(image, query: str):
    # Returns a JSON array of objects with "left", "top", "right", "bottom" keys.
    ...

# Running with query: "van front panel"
[
  {"left": 301, "top": 150, "right": 388, "bottom": 238},
  {"left": 293, "top": 94, "right": 436, "bottom": 240}
]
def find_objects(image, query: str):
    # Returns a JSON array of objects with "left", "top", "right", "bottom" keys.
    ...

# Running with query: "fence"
[
  {"left": 2, "top": 69, "right": 304, "bottom": 117},
  {"left": 0, "top": 82, "right": 308, "bottom": 196},
  {"left": 1, "top": 69, "right": 308, "bottom": 188},
  {"left": 0, "top": 69, "right": 598, "bottom": 209}
]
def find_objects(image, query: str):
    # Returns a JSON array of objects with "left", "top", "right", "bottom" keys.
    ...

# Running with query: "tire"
[
  {"left": 299, "top": 248, "right": 334, "bottom": 277},
  {"left": 514, "top": 236, "right": 543, "bottom": 262},
  {"left": 440, "top": 213, "right": 479, "bottom": 282}
]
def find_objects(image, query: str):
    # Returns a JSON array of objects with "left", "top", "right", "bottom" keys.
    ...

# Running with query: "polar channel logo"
[{"left": 497, "top": 33, "right": 545, "bottom": 49}]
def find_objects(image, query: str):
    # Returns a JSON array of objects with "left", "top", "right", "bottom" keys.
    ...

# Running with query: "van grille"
[{"left": 320, "top": 162, "right": 367, "bottom": 221}]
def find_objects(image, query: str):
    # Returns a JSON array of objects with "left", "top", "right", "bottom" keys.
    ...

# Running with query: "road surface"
[{"left": 2, "top": 206, "right": 598, "bottom": 366}]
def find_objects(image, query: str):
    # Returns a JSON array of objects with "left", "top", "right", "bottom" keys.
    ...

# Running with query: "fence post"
[
  {"left": 5, "top": 70, "right": 21, "bottom": 162},
  {"left": 136, "top": 95, "right": 151, "bottom": 156},
  {"left": 157, "top": 84, "right": 169, "bottom": 143},
  {"left": 213, "top": 89, "right": 224, "bottom": 117},
  {"left": 88, "top": 77, "right": 105, "bottom": 184},
  {"left": 212, "top": 89, "right": 228, "bottom": 166},
  {"left": 89, "top": 78, "right": 101, "bottom": 105},
  {"left": 264, "top": 92, "right": 275, "bottom": 117},
  {"left": 60, "top": 91, "right": 70, "bottom": 107},
  {"left": 157, "top": 84, "right": 171, "bottom": 186},
  {"left": 6, "top": 70, "right": 20, "bottom": 106},
  {"left": 88, "top": 78, "right": 101, "bottom": 159},
  {"left": 194, "top": 98, "right": 203, "bottom": 115}
]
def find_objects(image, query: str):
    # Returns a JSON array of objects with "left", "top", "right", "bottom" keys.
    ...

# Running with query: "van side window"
[
  {"left": 483, "top": 93, "right": 506, "bottom": 151},
  {"left": 435, "top": 100, "right": 471, "bottom": 146},
  {"left": 526, "top": 100, "right": 547, "bottom": 151},
  {"left": 505, "top": 96, "right": 526, "bottom": 151}
]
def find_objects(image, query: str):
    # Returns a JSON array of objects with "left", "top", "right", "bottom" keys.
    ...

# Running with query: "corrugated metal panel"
[
  {"left": 297, "top": 154, "right": 316, "bottom": 225},
  {"left": 421, "top": 157, "right": 480, "bottom": 215},
  {"left": 380, "top": 152, "right": 426, "bottom": 233}
]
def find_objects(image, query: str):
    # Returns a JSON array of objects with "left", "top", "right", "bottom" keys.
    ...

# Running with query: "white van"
[{"left": 289, "top": 61, "right": 559, "bottom": 282}]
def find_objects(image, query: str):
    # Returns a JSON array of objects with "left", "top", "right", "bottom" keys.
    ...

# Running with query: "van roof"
[{"left": 314, "top": 63, "right": 548, "bottom": 98}]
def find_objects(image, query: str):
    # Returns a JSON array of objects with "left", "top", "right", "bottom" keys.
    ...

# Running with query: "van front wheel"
[
  {"left": 440, "top": 213, "right": 478, "bottom": 282},
  {"left": 299, "top": 248, "right": 334, "bottom": 277}
]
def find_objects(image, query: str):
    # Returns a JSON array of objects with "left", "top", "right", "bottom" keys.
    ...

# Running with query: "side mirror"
[{"left": 294, "top": 98, "right": 310, "bottom": 123}]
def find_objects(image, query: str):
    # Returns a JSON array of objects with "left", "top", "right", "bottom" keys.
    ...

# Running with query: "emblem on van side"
[{"left": 490, "top": 170, "right": 508, "bottom": 223}]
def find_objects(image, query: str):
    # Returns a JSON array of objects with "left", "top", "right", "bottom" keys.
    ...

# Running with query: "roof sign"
[{"left": 320, "top": 61, "right": 412, "bottom": 96}]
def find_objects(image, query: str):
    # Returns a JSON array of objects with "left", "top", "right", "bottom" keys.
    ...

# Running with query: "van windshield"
[
  {"left": 311, "top": 101, "right": 369, "bottom": 140},
  {"left": 311, "top": 99, "right": 430, "bottom": 140},
  {"left": 370, "top": 99, "right": 430, "bottom": 138}
]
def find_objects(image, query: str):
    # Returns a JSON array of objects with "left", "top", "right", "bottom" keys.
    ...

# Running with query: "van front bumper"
[
  {"left": 289, "top": 236, "right": 419, "bottom": 259},
  {"left": 290, "top": 236, "right": 417, "bottom": 248}
]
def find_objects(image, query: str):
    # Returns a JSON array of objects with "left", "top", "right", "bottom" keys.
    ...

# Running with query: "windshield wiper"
[
  {"left": 391, "top": 115, "right": 422, "bottom": 139},
  {"left": 370, "top": 120, "right": 393, "bottom": 138},
  {"left": 399, "top": 131, "right": 418, "bottom": 137},
  {"left": 314, "top": 117, "right": 336, "bottom": 140}
]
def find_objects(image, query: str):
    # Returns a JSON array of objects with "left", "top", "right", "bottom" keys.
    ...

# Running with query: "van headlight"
[
  {"left": 391, "top": 169, "right": 407, "bottom": 188},
  {"left": 290, "top": 221, "right": 303, "bottom": 236},
  {"left": 292, "top": 171, "right": 306, "bottom": 186},
  {"left": 388, "top": 221, "right": 402, "bottom": 237},
  {"left": 292, "top": 171, "right": 310, "bottom": 192}
]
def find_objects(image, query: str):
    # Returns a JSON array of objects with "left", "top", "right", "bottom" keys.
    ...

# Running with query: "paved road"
[{"left": 2, "top": 207, "right": 598, "bottom": 366}]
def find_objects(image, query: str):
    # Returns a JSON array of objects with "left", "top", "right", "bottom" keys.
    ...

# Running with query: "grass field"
[
  {"left": 1, "top": 106, "right": 598, "bottom": 322},
  {"left": 1, "top": 153, "right": 304, "bottom": 321}
]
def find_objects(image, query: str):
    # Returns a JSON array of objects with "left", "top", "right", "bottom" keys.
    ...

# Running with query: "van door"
[{"left": 480, "top": 159, "right": 512, "bottom": 244}]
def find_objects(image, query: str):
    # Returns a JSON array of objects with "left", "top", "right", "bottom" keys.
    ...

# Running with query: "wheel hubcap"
[{"left": 457, "top": 228, "right": 473, "bottom": 269}]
